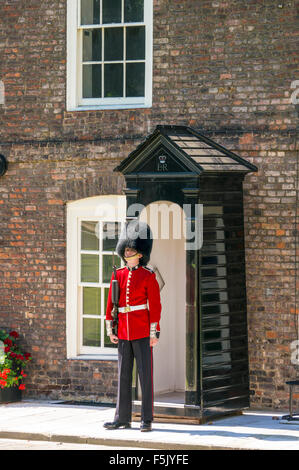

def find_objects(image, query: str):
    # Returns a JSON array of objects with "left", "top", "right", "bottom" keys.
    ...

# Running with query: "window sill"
[
  {"left": 67, "top": 103, "right": 152, "bottom": 112},
  {"left": 68, "top": 354, "right": 118, "bottom": 361}
]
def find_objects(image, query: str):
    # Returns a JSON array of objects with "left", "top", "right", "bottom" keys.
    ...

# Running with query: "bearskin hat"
[{"left": 116, "top": 220, "right": 153, "bottom": 266}]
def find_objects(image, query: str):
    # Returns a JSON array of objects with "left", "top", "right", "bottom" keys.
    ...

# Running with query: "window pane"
[
  {"left": 102, "top": 0, "right": 121, "bottom": 24},
  {"left": 83, "top": 64, "right": 102, "bottom": 98},
  {"left": 81, "top": 0, "right": 100, "bottom": 25},
  {"left": 104, "top": 28, "right": 123, "bottom": 61},
  {"left": 103, "top": 222, "right": 121, "bottom": 251},
  {"left": 81, "top": 221, "right": 99, "bottom": 250},
  {"left": 104, "top": 64, "right": 123, "bottom": 97},
  {"left": 126, "top": 62, "right": 145, "bottom": 97},
  {"left": 103, "top": 254, "right": 121, "bottom": 283},
  {"left": 81, "top": 254, "right": 99, "bottom": 282},
  {"left": 83, "top": 318, "right": 101, "bottom": 346},
  {"left": 83, "top": 29, "right": 102, "bottom": 62},
  {"left": 83, "top": 287, "right": 101, "bottom": 315},
  {"left": 126, "top": 26, "right": 145, "bottom": 60},
  {"left": 124, "top": 0, "right": 144, "bottom": 22}
]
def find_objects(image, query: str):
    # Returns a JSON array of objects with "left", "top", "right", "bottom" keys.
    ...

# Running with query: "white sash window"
[
  {"left": 66, "top": 195, "right": 126, "bottom": 359},
  {"left": 67, "top": 0, "right": 153, "bottom": 110}
]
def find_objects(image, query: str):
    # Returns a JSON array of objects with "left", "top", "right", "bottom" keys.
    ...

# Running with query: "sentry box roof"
[{"left": 115, "top": 125, "right": 258, "bottom": 176}]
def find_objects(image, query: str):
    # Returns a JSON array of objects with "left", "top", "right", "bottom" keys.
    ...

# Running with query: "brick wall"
[
  {"left": 239, "top": 134, "right": 298, "bottom": 408},
  {"left": 0, "top": 141, "right": 129, "bottom": 401},
  {"left": 0, "top": 0, "right": 298, "bottom": 407}
]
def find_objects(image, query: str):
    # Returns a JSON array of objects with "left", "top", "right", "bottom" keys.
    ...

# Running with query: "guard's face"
[
  {"left": 124, "top": 247, "right": 137, "bottom": 257},
  {"left": 124, "top": 247, "right": 143, "bottom": 262}
]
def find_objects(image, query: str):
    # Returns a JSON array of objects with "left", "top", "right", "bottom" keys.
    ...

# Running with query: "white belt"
[{"left": 118, "top": 304, "right": 147, "bottom": 313}]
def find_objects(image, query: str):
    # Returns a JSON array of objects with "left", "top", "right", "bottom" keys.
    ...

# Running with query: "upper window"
[{"left": 67, "top": 0, "right": 153, "bottom": 110}]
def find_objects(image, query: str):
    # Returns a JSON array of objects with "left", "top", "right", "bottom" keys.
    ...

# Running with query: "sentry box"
[{"left": 114, "top": 125, "right": 258, "bottom": 424}]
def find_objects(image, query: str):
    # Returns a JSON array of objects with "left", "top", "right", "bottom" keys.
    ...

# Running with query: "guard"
[{"left": 104, "top": 220, "right": 161, "bottom": 432}]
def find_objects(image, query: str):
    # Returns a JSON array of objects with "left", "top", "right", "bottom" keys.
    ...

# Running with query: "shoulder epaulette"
[{"left": 142, "top": 266, "right": 154, "bottom": 273}]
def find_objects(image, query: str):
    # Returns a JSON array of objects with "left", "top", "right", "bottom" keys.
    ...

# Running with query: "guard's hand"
[
  {"left": 150, "top": 337, "right": 159, "bottom": 347},
  {"left": 110, "top": 334, "right": 119, "bottom": 344}
]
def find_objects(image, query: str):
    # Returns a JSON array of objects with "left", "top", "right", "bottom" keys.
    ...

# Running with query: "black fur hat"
[{"left": 116, "top": 220, "right": 153, "bottom": 266}]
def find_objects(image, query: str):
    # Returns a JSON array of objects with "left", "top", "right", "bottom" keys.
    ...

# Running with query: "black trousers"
[{"left": 114, "top": 337, "right": 154, "bottom": 423}]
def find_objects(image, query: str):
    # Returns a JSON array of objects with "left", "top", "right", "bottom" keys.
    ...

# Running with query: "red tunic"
[{"left": 106, "top": 265, "right": 161, "bottom": 341}]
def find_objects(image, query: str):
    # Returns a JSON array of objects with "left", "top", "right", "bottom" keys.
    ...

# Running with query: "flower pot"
[{"left": 0, "top": 387, "right": 22, "bottom": 404}]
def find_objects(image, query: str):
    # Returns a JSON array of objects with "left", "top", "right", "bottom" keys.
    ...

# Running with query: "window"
[
  {"left": 67, "top": 0, "right": 153, "bottom": 110},
  {"left": 80, "top": 220, "right": 122, "bottom": 351},
  {"left": 66, "top": 195, "right": 126, "bottom": 359}
]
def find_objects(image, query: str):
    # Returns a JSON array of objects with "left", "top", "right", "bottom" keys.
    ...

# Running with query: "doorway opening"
[{"left": 139, "top": 201, "right": 186, "bottom": 405}]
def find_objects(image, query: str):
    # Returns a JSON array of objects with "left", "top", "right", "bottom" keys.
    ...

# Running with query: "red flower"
[
  {"left": 18, "top": 384, "right": 25, "bottom": 390},
  {"left": 4, "top": 338, "right": 12, "bottom": 347},
  {"left": 0, "top": 369, "right": 10, "bottom": 380},
  {"left": 9, "top": 331, "right": 19, "bottom": 339},
  {"left": 4, "top": 346, "right": 10, "bottom": 353}
]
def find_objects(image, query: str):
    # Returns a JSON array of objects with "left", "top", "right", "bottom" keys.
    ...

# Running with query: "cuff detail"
[{"left": 106, "top": 320, "right": 113, "bottom": 336}]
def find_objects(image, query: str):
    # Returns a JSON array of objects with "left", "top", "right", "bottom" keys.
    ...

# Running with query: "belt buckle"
[{"left": 124, "top": 306, "right": 131, "bottom": 313}]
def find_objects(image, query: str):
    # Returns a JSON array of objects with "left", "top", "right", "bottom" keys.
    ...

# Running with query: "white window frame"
[
  {"left": 66, "top": 195, "right": 126, "bottom": 360},
  {"left": 67, "top": 0, "right": 153, "bottom": 111}
]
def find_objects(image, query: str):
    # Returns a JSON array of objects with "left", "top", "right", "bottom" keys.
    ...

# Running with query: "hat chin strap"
[{"left": 124, "top": 254, "right": 141, "bottom": 262}]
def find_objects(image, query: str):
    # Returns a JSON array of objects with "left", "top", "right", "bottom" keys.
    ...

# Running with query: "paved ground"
[
  {"left": 0, "top": 400, "right": 298, "bottom": 450},
  {"left": 0, "top": 438, "right": 152, "bottom": 450}
]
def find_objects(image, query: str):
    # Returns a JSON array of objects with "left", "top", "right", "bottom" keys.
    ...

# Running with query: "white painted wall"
[{"left": 140, "top": 201, "right": 186, "bottom": 395}]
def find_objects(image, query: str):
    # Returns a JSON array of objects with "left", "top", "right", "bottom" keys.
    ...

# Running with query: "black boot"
[
  {"left": 104, "top": 421, "right": 131, "bottom": 430},
  {"left": 140, "top": 421, "right": 152, "bottom": 432}
]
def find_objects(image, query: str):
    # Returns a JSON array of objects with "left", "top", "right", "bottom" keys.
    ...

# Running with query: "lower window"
[
  {"left": 79, "top": 220, "right": 121, "bottom": 352},
  {"left": 66, "top": 195, "right": 126, "bottom": 359}
]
